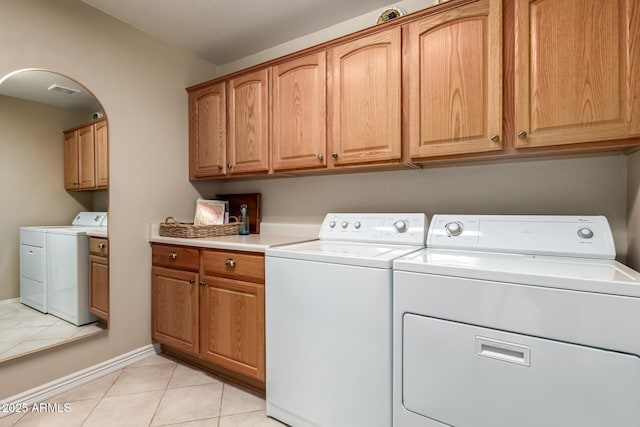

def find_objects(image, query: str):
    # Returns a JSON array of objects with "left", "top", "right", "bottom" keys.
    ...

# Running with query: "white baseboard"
[
  {"left": 0, "top": 298, "right": 19, "bottom": 306},
  {"left": 0, "top": 343, "right": 160, "bottom": 415}
]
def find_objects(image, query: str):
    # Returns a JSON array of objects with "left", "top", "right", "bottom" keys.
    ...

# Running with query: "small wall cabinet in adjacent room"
[{"left": 64, "top": 118, "right": 108, "bottom": 191}]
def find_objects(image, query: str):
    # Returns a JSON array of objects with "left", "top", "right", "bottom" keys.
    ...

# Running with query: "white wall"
[
  {"left": 0, "top": 95, "right": 95, "bottom": 301},
  {"left": 219, "top": 0, "right": 436, "bottom": 75},
  {"left": 627, "top": 151, "right": 640, "bottom": 269},
  {"left": 0, "top": 0, "right": 219, "bottom": 398},
  {"left": 220, "top": 156, "right": 629, "bottom": 259}
]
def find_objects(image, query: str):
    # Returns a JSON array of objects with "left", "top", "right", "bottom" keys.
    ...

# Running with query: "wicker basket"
[{"left": 159, "top": 216, "right": 240, "bottom": 238}]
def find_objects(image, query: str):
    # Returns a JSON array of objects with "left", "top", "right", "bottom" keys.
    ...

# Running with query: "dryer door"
[{"left": 402, "top": 314, "right": 640, "bottom": 427}]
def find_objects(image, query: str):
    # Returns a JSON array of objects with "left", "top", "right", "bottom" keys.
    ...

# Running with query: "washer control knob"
[
  {"left": 354, "top": 222, "right": 361, "bottom": 229},
  {"left": 341, "top": 221, "right": 349, "bottom": 229},
  {"left": 445, "top": 222, "right": 463, "bottom": 236},
  {"left": 578, "top": 227, "right": 594, "bottom": 239},
  {"left": 329, "top": 221, "right": 336, "bottom": 228},
  {"left": 393, "top": 220, "right": 408, "bottom": 233}
]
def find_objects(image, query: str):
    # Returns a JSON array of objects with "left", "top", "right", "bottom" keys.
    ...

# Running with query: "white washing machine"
[
  {"left": 20, "top": 212, "right": 107, "bottom": 325},
  {"left": 393, "top": 215, "right": 640, "bottom": 427},
  {"left": 266, "top": 213, "right": 427, "bottom": 427}
]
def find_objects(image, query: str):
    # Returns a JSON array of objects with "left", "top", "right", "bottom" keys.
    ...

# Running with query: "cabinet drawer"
[
  {"left": 152, "top": 244, "right": 200, "bottom": 271},
  {"left": 201, "top": 249, "right": 264, "bottom": 283},
  {"left": 89, "top": 237, "right": 109, "bottom": 257}
]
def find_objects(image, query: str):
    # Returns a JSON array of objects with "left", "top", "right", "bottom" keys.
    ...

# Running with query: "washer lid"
[
  {"left": 394, "top": 248, "right": 640, "bottom": 297},
  {"left": 267, "top": 240, "right": 423, "bottom": 268}
]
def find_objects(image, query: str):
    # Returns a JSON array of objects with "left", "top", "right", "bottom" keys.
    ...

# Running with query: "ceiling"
[
  {"left": 0, "top": 70, "right": 102, "bottom": 112},
  {"left": 81, "top": 0, "right": 399, "bottom": 65}
]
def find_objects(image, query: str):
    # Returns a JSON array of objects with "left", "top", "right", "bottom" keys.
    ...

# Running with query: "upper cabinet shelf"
[{"left": 187, "top": 0, "right": 640, "bottom": 181}]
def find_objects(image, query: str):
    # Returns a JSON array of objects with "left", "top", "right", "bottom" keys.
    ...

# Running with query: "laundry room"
[{"left": 1, "top": 0, "right": 640, "bottom": 426}]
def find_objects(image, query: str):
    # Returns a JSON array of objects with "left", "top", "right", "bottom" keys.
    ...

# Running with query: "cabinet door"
[
  {"left": 328, "top": 28, "right": 401, "bottom": 165},
  {"left": 407, "top": 0, "right": 502, "bottom": 159},
  {"left": 94, "top": 120, "right": 108, "bottom": 188},
  {"left": 515, "top": 0, "right": 640, "bottom": 148},
  {"left": 272, "top": 52, "right": 327, "bottom": 171},
  {"left": 152, "top": 266, "right": 199, "bottom": 354},
  {"left": 189, "top": 83, "right": 227, "bottom": 178},
  {"left": 77, "top": 124, "right": 96, "bottom": 189},
  {"left": 199, "top": 276, "right": 265, "bottom": 381},
  {"left": 89, "top": 254, "right": 109, "bottom": 322},
  {"left": 63, "top": 130, "right": 79, "bottom": 190},
  {"left": 227, "top": 69, "right": 269, "bottom": 175}
]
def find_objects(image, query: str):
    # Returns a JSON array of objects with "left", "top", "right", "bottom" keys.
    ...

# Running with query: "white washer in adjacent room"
[
  {"left": 266, "top": 213, "right": 427, "bottom": 427},
  {"left": 20, "top": 212, "right": 107, "bottom": 325},
  {"left": 393, "top": 215, "right": 640, "bottom": 427}
]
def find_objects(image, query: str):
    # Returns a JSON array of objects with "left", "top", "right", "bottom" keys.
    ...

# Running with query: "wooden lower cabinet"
[
  {"left": 152, "top": 265, "right": 199, "bottom": 355},
  {"left": 199, "top": 276, "right": 265, "bottom": 381},
  {"left": 151, "top": 243, "right": 266, "bottom": 387},
  {"left": 89, "top": 237, "right": 109, "bottom": 323}
]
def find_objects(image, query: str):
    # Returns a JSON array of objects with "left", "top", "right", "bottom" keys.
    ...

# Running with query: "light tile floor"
[
  {"left": 0, "top": 353, "right": 287, "bottom": 427},
  {"left": 0, "top": 302, "right": 104, "bottom": 362}
]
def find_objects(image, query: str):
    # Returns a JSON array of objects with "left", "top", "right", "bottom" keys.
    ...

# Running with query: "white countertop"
[
  {"left": 87, "top": 229, "right": 108, "bottom": 238},
  {"left": 149, "top": 222, "right": 320, "bottom": 252}
]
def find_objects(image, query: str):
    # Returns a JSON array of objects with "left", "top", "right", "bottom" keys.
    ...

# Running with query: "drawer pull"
[
  {"left": 225, "top": 258, "right": 236, "bottom": 268},
  {"left": 188, "top": 279, "right": 195, "bottom": 284},
  {"left": 98, "top": 243, "right": 106, "bottom": 249},
  {"left": 169, "top": 252, "right": 177, "bottom": 260},
  {"left": 476, "top": 336, "right": 530, "bottom": 367},
  {"left": 199, "top": 281, "right": 206, "bottom": 287}
]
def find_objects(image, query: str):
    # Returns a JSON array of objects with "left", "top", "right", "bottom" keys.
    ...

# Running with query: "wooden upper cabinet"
[
  {"left": 227, "top": 69, "right": 270, "bottom": 175},
  {"left": 64, "top": 130, "right": 79, "bottom": 190},
  {"left": 515, "top": 0, "right": 640, "bottom": 148},
  {"left": 63, "top": 119, "right": 108, "bottom": 191},
  {"left": 328, "top": 28, "right": 402, "bottom": 166},
  {"left": 77, "top": 124, "right": 96, "bottom": 189},
  {"left": 94, "top": 120, "right": 108, "bottom": 188},
  {"left": 189, "top": 83, "right": 227, "bottom": 179},
  {"left": 271, "top": 52, "right": 327, "bottom": 172},
  {"left": 407, "top": 0, "right": 502, "bottom": 159}
]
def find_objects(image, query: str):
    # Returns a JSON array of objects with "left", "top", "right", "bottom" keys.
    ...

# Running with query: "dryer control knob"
[
  {"left": 393, "top": 220, "right": 408, "bottom": 233},
  {"left": 341, "top": 221, "right": 349, "bottom": 229},
  {"left": 445, "top": 222, "right": 463, "bottom": 236},
  {"left": 578, "top": 227, "right": 594, "bottom": 239},
  {"left": 354, "top": 222, "right": 362, "bottom": 229},
  {"left": 329, "top": 221, "right": 336, "bottom": 228}
]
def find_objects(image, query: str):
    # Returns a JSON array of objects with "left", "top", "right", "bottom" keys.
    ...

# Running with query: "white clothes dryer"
[{"left": 393, "top": 215, "right": 640, "bottom": 427}]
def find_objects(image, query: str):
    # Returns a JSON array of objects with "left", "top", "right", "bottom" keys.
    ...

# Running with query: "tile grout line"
[
  {"left": 79, "top": 368, "right": 125, "bottom": 426},
  {"left": 147, "top": 361, "right": 178, "bottom": 427},
  {"left": 217, "top": 381, "right": 226, "bottom": 427}
]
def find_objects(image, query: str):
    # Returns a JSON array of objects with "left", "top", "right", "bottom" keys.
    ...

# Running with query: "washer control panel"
[
  {"left": 320, "top": 213, "right": 427, "bottom": 245},
  {"left": 427, "top": 214, "right": 616, "bottom": 259}
]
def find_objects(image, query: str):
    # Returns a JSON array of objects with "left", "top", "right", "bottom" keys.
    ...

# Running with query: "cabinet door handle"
[
  {"left": 227, "top": 163, "right": 233, "bottom": 169},
  {"left": 317, "top": 154, "right": 324, "bottom": 161},
  {"left": 518, "top": 131, "right": 528, "bottom": 140},
  {"left": 199, "top": 280, "right": 206, "bottom": 286},
  {"left": 188, "top": 279, "right": 195, "bottom": 284},
  {"left": 217, "top": 165, "right": 223, "bottom": 170},
  {"left": 490, "top": 134, "right": 500, "bottom": 143},
  {"left": 169, "top": 252, "right": 177, "bottom": 260},
  {"left": 225, "top": 258, "right": 236, "bottom": 267},
  {"left": 331, "top": 152, "right": 338, "bottom": 159},
  {"left": 98, "top": 243, "right": 106, "bottom": 249}
]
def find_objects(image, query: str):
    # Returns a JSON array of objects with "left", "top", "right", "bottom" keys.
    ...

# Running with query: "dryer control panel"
[{"left": 427, "top": 215, "right": 616, "bottom": 259}]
